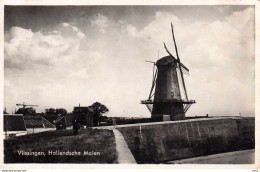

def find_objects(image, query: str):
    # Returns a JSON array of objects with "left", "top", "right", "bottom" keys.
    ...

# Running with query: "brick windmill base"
[{"left": 152, "top": 102, "right": 185, "bottom": 121}]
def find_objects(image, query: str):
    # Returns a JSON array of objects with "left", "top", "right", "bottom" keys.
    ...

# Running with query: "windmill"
[{"left": 141, "top": 23, "right": 195, "bottom": 121}]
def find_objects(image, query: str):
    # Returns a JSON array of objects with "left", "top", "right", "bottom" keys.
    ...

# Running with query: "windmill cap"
[{"left": 156, "top": 55, "right": 177, "bottom": 66}]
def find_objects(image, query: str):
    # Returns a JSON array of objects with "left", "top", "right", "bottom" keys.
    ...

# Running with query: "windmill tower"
[{"left": 141, "top": 23, "right": 195, "bottom": 121}]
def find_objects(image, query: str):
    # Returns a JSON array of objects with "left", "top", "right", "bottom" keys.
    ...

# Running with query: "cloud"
[
  {"left": 61, "top": 22, "right": 85, "bottom": 38},
  {"left": 72, "top": 26, "right": 79, "bottom": 32},
  {"left": 117, "top": 7, "right": 254, "bottom": 116},
  {"left": 5, "top": 23, "right": 86, "bottom": 69},
  {"left": 62, "top": 22, "right": 70, "bottom": 27},
  {"left": 90, "top": 14, "right": 109, "bottom": 33},
  {"left": 4, "top": 7, "right": 255, "bottom": 117},
  {"left": 77, "top": 32, "right": 85, "bottom": 38},
  {"left": 4, "top": 22, "right": 111, "bottom": 114}
]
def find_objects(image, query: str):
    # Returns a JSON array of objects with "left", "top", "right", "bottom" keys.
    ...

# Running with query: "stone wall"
[
  {"left": 117, "top": 117, "right": 254, "bottom": 163},
  {"left": 235, "top": 118, "right": 255, "bottom": 149}
]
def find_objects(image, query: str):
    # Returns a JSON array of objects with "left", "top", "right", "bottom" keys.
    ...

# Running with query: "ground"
[
  {"left": 167, "top": 149, "right": 255, "bottom": 164},
  {"left": 4, "top": 128, "right": 117, "bottom": 163}
]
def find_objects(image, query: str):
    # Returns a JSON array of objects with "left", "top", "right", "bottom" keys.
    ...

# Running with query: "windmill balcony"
[{"left": 141, "top": 99, "right": 195, "bottom": 104}]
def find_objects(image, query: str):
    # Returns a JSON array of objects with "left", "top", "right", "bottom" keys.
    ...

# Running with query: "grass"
[{"left": 4, "top": 128, "right": 117, "bottom": 163}]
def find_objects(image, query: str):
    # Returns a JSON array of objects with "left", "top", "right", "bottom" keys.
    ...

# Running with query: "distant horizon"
[
  {"left": 4, "top": 5, "right": 255, "bottom": 118},
  {"left": 4, "top": 105, "right": 255, "bottom": 118}
]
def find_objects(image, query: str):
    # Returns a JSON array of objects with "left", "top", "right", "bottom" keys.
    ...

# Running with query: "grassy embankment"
[{"left": 4, "top": 129, "right": 117, "bottom": 163}]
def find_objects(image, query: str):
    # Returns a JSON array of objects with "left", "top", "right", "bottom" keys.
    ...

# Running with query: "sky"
[{"left": 4, "top": 5, "right": 255, "bottom": 117}]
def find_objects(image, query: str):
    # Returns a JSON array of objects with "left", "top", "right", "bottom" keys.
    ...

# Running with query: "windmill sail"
[
  {"left": 171, "top": 23, "right": 188, "bottom": 100},
  {"left": 180, "top": 63, "right": 189, "bottom": 76},
  {"left": 148, "top": 65, "right": 157, "bottom": 100}
]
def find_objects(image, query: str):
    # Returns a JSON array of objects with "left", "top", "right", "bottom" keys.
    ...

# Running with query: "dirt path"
[
  {"left": 112, "top": 129, "right": 136, "bottom": 164},
  {"left": 168, "top": 149, "right": 255, "bottom": 164}
]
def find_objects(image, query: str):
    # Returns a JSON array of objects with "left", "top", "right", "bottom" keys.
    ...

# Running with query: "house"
[
  {"left": 54, "top": 114, "right": 74, "bottom": 130},
  {"left": 73, "top": 106, "right": 94, "bottom": 127},
  {"left": 23, "top": 115, "right": 56, "bottom": 134},
  {"left": 4, "top": 114, "right": 27, "bottom": 138}
]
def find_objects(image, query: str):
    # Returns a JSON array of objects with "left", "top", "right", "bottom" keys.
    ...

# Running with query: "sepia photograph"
[{"left": 2, "top": 4, "right": 256, "bottom": 166}]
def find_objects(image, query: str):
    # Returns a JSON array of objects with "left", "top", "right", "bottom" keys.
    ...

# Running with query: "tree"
[
  {"left": 56, "top": 108, "right": 67, "bottom": 116},
  {"left": 44, "top": 108, "right": 67, "bottom": 116},
  {"left": 45, "top": 108, "right": 56, "bottom": 116},
  {"left": 89, "top": 102, "right": 109, "bottom": 126}
]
